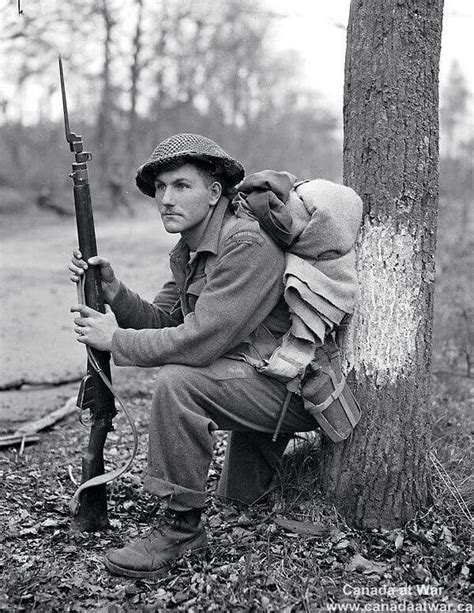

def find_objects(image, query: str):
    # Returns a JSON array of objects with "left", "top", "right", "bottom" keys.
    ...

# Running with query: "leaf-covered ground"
[
  {"left": 1, "top": 196, "right": 472, "bottom": 611},
  {"left": 1, "top": 370, "right": 472, "bottom": 612}
]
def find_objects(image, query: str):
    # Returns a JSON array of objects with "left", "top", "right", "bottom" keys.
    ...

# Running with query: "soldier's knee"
[
  {"left": 152, "top": 364, "right": 205, "bottom": 400},
  {"left": 150, "top": 364, "right": 210, "bottom": 423},
  {"left": 153, "top": 364, "right": 185, "bottom": 391}
]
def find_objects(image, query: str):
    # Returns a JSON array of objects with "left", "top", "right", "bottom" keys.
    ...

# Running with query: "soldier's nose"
[{"left": 161, "top": 187, "right": 175, "bottom": 206}]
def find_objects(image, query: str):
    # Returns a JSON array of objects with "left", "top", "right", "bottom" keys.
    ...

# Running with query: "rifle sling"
[{"left": 70, "top": 278, "right": 139, "bottom": 514}]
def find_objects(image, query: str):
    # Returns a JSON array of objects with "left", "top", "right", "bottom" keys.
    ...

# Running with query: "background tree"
[
  {"left": 95, "top": 0, "right": 116, "bottom": 182},
  {"left": 440, "top": 60, "right": 470, "bottom": 160},
  {"left": 0, "top": 0, "right": 342, "bottom": 203},
  {"left": 439, "top": 61, "right": 472, "bottom": 246},
  {"left": 125, "top": 0, "right": 145, "bottom": 175},
  {"left": 320, "top": 0, "right": 444, "bottom": 528}
]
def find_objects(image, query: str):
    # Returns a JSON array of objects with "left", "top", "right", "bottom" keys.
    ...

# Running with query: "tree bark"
[{"left": 320, "top": 0, "right": 444, "bottom": 529}]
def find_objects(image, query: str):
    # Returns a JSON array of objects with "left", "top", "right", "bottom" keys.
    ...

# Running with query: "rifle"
[{"left": 59, "top": 56, "right": 116, "bottom": 531}]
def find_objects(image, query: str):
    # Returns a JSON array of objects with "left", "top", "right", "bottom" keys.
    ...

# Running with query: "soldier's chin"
[{"left": 162, "top": 218, "right": 182, "bottom": 233}]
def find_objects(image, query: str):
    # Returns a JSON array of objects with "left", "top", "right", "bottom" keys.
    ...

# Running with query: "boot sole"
[{"left": 104, "top": 542, "right": 208, "bottom": 579}]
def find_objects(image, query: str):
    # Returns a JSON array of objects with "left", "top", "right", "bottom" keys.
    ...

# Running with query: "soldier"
[{"left": 69, "top": 133, "right": 317, "bottom": 578}]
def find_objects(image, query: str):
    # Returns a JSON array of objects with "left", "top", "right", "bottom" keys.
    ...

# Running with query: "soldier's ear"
[{"left": 209, "top": 181, "right": 222, "bottom": 205}]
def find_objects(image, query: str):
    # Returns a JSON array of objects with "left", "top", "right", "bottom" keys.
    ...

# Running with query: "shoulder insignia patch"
[{"left": 226, "top": 230, "right": 265, "bottom": 247}]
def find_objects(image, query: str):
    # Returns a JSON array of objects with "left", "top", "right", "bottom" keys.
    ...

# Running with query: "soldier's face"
[{"left": 154, "top": 164, "right": 221, "bottom": 235}]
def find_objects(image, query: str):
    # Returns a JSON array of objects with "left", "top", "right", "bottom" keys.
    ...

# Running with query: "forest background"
[
  {"left": 0, "top": 0, "right": 472, "bottom": 610},
  {"left": 0, "top": 0, "right": 471, "bottom": 448}
]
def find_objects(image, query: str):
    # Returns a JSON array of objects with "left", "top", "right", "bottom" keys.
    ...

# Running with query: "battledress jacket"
[{"left": 109, "top": 196, "right": 290, "bottom": 368}]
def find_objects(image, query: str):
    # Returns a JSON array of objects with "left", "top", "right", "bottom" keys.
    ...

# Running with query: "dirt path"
[{"left": 0, "top": 207, "right": 175, "bottom": 428}]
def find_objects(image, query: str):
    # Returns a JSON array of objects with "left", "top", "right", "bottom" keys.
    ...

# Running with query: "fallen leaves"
[
  {"left": 274, "top": 517, "right": 329, "bottom": 537},
  {"left": 0, "top": 382, "right": 472, "bottom": 612},
  {"left": 345, "top": 553, "right": 388, "bottom": 576},
  {"left": 394, "top": 533, "right": 404, "bottom": 550}
]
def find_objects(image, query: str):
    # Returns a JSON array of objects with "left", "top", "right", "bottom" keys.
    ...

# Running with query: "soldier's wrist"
[{"left": 104, "top": 278, "right": 120, "bottom": 303}]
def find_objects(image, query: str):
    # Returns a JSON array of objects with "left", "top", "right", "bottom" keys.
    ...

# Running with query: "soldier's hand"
[
  {"left": 68, "top": 248, "right": 120, "bottom": 303},
  {"left": 71, "top": 304, "right": 118, "bottom": 352}
]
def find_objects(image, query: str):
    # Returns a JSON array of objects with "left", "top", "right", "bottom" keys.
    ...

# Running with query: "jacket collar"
[{"left": 169, "top": 196, "right": 229, "bottom": 263}]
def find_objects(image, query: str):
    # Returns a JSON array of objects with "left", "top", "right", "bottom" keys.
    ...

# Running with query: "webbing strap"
[
  {"left": 70, "top": 278, "right": 139, "bottom": 514},
  {"left": 339, "top": 389, "right": 360, "bottom": 428},
  {"left": 309, "top": 366, "right": 346, "bottom": 414}
]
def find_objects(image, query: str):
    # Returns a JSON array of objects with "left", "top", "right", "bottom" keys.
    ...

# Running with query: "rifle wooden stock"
[{"left": 72, "top": 178, "right": 116, "bottom": 531}]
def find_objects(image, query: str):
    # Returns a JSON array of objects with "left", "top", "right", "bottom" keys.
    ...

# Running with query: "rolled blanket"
[
  {"left": 235, "top": 171, "right": 362, "bottom": 382},
  {"left": 291, "top": 179, "right": 363, "bottom": 259},
  {"left": 285, "top": 251, "right": 359, "bottom": 328}
]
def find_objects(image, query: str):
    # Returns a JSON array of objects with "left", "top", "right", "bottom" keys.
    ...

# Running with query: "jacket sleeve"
[
  {"left": 110, "top": 280, "right": 183, "bottom": 330},
  {"left": 111, "top": 230, "right": 285, "bottom": 367}
]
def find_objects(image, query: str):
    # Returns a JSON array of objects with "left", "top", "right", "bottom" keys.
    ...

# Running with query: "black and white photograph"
[{"left": 0, "top": 0, "right": 472, "bottom": 610}]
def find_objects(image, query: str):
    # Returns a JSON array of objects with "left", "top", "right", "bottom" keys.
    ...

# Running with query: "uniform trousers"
[{"left": 144, "top": 357, "right": 317, "bottom": 510}]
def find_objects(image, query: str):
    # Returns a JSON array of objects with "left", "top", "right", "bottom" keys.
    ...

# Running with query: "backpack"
[{"left": 234, "top": 171, "right": 362, "bottom": 442}]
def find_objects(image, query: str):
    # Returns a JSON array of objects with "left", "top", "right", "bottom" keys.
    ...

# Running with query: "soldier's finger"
[
  {"left": 70, "top": 304, "right": 89, "bottom": 315},
  {"left": 70, "top": 304, "right": 100, "bottom": 317},
  {"left": 88, "top": 256, "right": 110, "bottom": 268},
  {"left": 68, "top": 262, "right": 85, "bottom": 275},
  {"left": 71, "top": 257, "right": 88, "bottom": 269}
]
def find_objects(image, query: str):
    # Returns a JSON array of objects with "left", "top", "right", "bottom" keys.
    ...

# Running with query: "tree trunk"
[
  {"left": 96, "top": 0, "right": 114, "bottom": 181},
  {"left": 151, "top": 0, "right": 172, "bottom": 119},
  {"left": 320, "top": 0, "right": 444, "bottom": 529},
  {"left": 125, "top": 0, "right": 144, "bottom": 176}
]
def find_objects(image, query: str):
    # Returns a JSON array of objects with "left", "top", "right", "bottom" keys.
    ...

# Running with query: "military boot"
[{"left": 104, "top": 508, "right": 207, "bottom": 578}]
